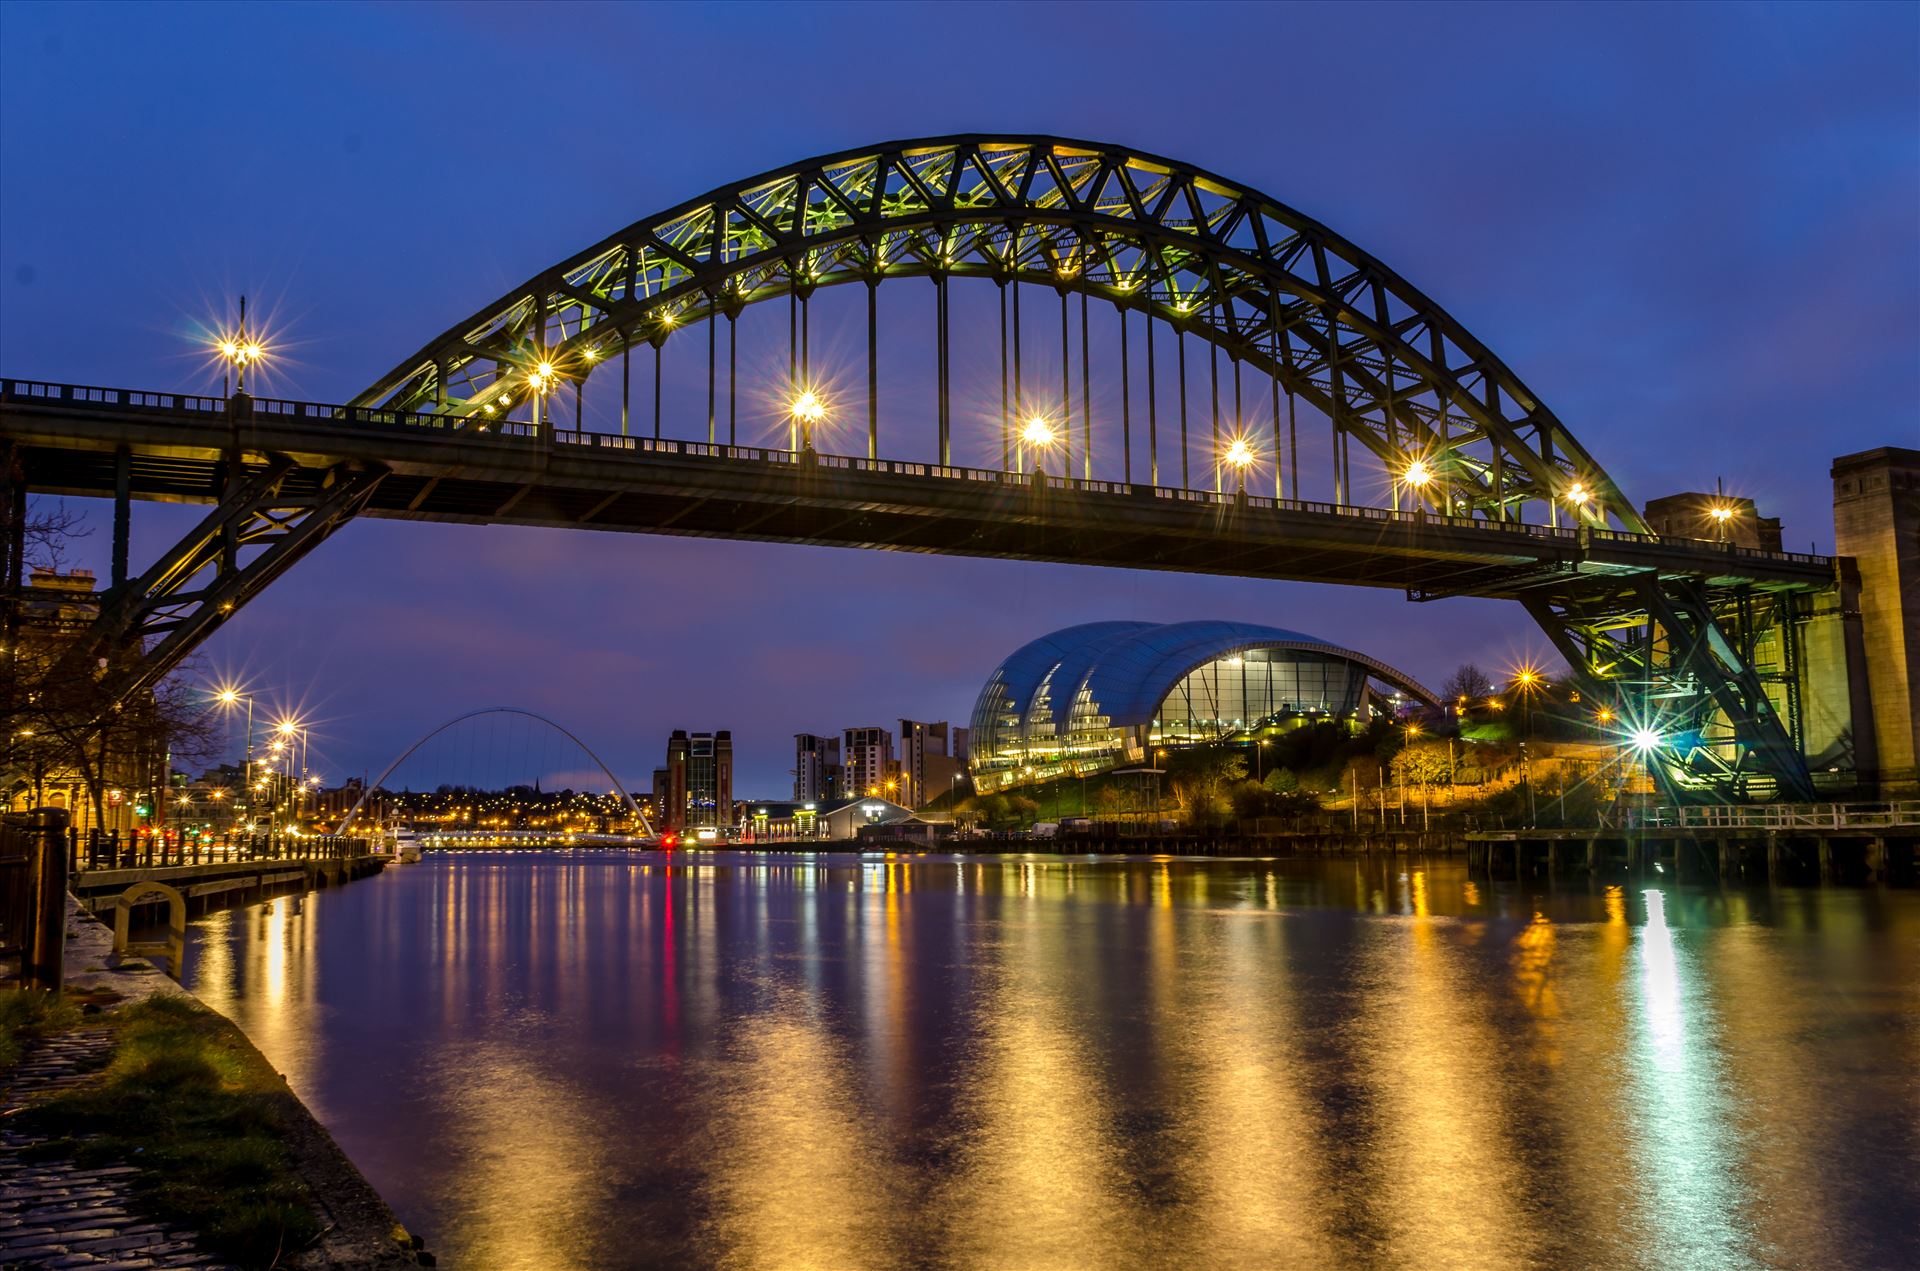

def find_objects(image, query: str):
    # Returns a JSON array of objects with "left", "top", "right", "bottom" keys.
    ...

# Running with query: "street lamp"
[
  {"left": 1020, "top": 415, "right": 1057, "bottom": 475},
  {"left": 214, "top": 296, "right": 266, "bottom": 396},
  {"left": 526, "top": 357, "right": 560, "bottom": 436},
  {"left": 1224, "top": 436, "right": 1255, "bottom": 493},
  {"left": 1510, "top": 668, "right": 1544, "bottom": 827},
  {"left": 1708, "top": 503, "right": 1736, "bottom": 542},
  {"left": 790, "top": 389, "right": 826, "bottom": 452},
  {"left": 213, "top": 686, "right": 255, "bottom": 828},
  {"left": 1403, "top": 459, "right": 1433, "bottom": 490}
]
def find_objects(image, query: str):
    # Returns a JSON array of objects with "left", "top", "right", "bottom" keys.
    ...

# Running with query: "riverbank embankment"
[{"left": 0, "top": 896, "right": 428, "bottom": 1269}]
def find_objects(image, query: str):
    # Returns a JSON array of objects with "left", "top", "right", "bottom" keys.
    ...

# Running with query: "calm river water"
[{"left": 181, "top": 853, "right": 1918, "bottom": 1271}]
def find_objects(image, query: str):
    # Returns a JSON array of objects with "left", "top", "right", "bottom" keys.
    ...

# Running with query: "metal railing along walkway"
[
  {"left": 1634, "top": 802, "right": 1920, "bottom": 831},
  {"left": 0, "top": 377, "right": 1835, "bottom": 571},
  {"left": 67, "top": 827, "right": 373, "bottom": 874}
]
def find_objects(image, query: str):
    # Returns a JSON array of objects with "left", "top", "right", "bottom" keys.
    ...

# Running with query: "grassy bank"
[
  {"left": 0, "top": 987, "right": 80, "bottom": 1070},
  {"left": 7, "top": 990, "right": 324, "bottom": 1267}
]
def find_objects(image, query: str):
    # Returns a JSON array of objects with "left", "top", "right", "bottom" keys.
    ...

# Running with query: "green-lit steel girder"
[
  {"left": 353, "top": 135, "right": 1643, "bottom": 533},
  {"left": 1524, "top": 576, "right": 1816, "bottom": 801},
  {"left": 47, "top": 451, "right": 387, "bottom": 709}
]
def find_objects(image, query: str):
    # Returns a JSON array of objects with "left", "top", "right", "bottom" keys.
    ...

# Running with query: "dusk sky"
[{"left": 3, "top": 1, "right": 1915, "bottom": 796}]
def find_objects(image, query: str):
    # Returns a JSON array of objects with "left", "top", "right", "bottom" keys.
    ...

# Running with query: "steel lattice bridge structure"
[{"left": 1, "top": 135, "right": 1836, "bottom": 801}]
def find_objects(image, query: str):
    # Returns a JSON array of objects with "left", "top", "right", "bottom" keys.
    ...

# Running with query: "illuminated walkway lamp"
[
  {"left": 1225, "top": 437, "right": 1255, "bottom": 493},
  {"left": 215, "top": 296, "right": 266, "bottom": 398},
  {"left": 1402, "top": 457, "right": 1434, "bottom": 512},
  {"left": 791, "top": 389, "right": 826, "bottom": 452},
  {"left": 528, "top": 359, "right": 559, "bottom": 435},
  {"left": 1020, "top": 415, "right": 1057, "bottom": 475}
]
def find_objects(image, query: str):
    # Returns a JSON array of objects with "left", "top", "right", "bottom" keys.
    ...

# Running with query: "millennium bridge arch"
[
  {"left": 335, "top": 707, "right": 653, "bottom": 837},
  {"left": 1, "top": 135, "right": 1836, "bottom": 802}
]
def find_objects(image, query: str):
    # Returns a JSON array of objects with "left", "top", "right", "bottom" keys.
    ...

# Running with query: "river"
[{"left": 180, "top": 852, "right": 1918, "bottom": 1270}]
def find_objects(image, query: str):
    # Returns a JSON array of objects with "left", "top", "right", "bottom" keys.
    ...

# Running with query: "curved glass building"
[{"left": 968, "top": 621, "right": 1439, "bottom": 793}]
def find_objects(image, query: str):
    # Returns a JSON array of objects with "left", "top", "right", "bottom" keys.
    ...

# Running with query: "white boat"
[{"left": 391, "top": 827, "right": 422, "bottom": 863}]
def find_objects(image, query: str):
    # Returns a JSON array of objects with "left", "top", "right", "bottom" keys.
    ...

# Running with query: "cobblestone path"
[{"left": 0, "top": 1027, "right": 227, "bottom": 1270}]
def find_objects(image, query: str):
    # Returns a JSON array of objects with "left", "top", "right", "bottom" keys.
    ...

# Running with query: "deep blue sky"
[{"left": 3, "top": 1, "right": 1915, "bottom": 796}]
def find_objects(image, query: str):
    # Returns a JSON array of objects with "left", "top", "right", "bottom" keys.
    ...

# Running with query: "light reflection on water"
[{"left": 181, "top": 853, "right": 1920, "bottom": 1271}]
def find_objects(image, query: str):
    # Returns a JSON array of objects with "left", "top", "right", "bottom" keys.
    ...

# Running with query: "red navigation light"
[{"left": 661, "top": 833, "right": 678, "bottom": 850}]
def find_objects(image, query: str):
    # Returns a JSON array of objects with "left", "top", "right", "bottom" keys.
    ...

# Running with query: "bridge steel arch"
[
  {"left": 335, "top": 707, "right": 653, "bottom": 837},
  {"left": 1, "top": 136, "right": 1825, "bottom": 802},
  {"left": 355, "top": 134, "right": 1639, "bottom": 532}
]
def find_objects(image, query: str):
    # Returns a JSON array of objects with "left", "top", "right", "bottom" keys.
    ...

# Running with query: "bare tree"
[
  {"left": 3, "top": 496, "right": 215, "bottom": 826},
  {"left": 1440, "top": 663, "right": 1496, "bottom": 704}
]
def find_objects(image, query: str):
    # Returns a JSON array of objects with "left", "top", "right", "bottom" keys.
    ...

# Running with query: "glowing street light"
[
  {"left": 1224, "top": 436, "right": 1255, "bottom": 491},
  {"left": 1565, "top": 480, "right": 1592, "bottom": 507},
  {"left": 524, "top": 356, "right": 560, "bottom": 436},
  {"left": 790, "top": 389, "right": 826, "bottom": 451},
  {"left": 1708, "top": 503, "right": 1736, "bottom": 541},
  {"left": 1628, "top": 726, "right": 1664, "bottom": 752},
  {"left": 1020, "top": 415, "right": 1058, "bottom": 474},
  {"left": 1404, "top": 460, "right": 1433, "bottom": 489}
]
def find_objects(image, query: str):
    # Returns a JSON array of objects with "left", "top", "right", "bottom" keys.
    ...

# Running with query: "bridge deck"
[{"left": 2, "top": 379, "right": 1835, "bottom": 599}]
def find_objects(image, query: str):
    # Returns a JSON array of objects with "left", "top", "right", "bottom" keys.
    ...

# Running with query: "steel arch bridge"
[
  {"left": 1, "top": 134, "right": 1835, "bottom": 801},
  {"left": 335, "top": 707, "right": 653, "bottom": 837}
]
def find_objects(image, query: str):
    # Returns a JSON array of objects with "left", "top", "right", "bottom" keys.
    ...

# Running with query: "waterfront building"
[
  {"left": 663, "top": 730, "right": 733, "bottom": 830},
  {"left": 793, "top": 733, "right": 842, "bottom": 802},
  {"left": 3, "top": 567, "right": 153, "bottom": 833},
  {"left": 842, "top": 726, "right": 894, "bottom": 798},
  {"left": 898, "top": 719, "right": 966, "bottom": 808},
  {"left": 743, "top": 799, "right": 818, "bottom": 842},
  {"left": 819, "top": 795, "right": 915, "bottom": 841},
  {"left": 968, "top": 621, "right": 1438, "bottom": 794}
]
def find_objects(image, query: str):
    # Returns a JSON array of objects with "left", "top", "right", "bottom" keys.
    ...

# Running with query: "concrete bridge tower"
[{"left": 1832, "top": 447, "right": 1920, "bottom": 795}]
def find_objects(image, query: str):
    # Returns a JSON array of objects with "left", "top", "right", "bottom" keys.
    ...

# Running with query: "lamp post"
[
  {"left": 1709, "top": 503, "right": 1735, "bottom": 543},
  {"left": 1020, "top": 415, "right": 1056, "bottom": 476},
  {"left": 1400, "top": 721, "right": 1421, "bottom": 827},
  {"left": 1403, "top": 458, "right": 1433, "bottom": 513},
  {"left": 272, "top": 717, "right": 309, "bottom": 838},
  {"left": 214, "top": 688, "right": 255, "bottom": 831},
  {"left": 528, "top": 360, "right": 558, "bottom": 437},
  {"left": 1512, "top": 670, "right": 1542, "bottom": 826},
  {"left": 1225, "top": 437, "right": 1255, "bottom": 494},
  {"left": 791, "top": 389, "right": 826, "bottom": 453},
  {"left": 1565, "top": 480, "right": 1593, "bottom": 523},
  {"left": 215, "top": 296, "right": 265, "bottom": 398}
]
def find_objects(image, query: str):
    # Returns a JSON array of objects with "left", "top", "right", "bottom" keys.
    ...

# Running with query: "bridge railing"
[
  {"left": 66, "top": 827, "right": 377, "bottom": 873},
  {"left": 1, "top": 377, "right": 1834, "bottom": 570},
  {"left": 1635, "top": 801, "right": 1920, "bottom": 831}
]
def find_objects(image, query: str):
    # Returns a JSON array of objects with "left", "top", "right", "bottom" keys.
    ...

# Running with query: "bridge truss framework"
[{"left": 3, "top": 135, "right": 1841, "bottom": 802}]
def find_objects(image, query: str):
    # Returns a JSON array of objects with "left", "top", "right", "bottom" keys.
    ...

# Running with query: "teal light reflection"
[{"left": 1629, "top": 890, "right": 1756, "bottom": 1269}]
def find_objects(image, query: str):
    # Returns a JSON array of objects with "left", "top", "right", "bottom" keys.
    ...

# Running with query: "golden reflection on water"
[
  {"left": 1160, "top": 909, "right": 1338, "bottom": 1265},
  {"left": 178, "top": 855, "right": 1920, "bottom": 1271},
  {"left": 934, "top": 895, "right": 1140, "bottom": 1270},
  {"left": 425, "top": 1037, "right": 614, "bottom": 1271},
  {"left": 697, "top": 990, "right": 905, "bottom": 1270},
  {"left": 1358, "top": 889, "right": 1539, "bottom": 1266}
]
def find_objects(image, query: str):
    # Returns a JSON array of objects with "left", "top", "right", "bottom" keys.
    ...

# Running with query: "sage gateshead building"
[{"left": 968, "top": 621, "right": 1439, "bottom": 794}]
